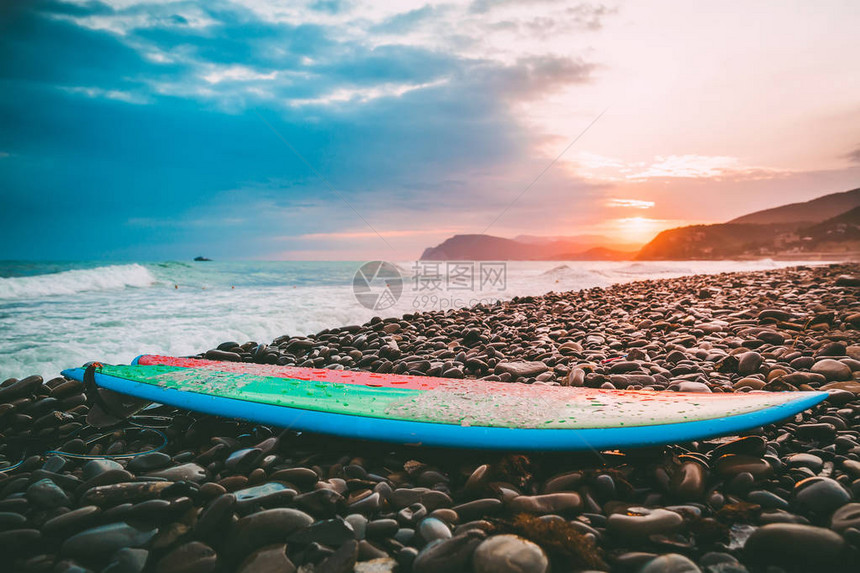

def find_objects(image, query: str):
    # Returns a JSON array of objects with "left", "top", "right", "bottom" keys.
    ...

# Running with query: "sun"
[{"left": 613, "top": 217, "right": 666, "bottom": 245}]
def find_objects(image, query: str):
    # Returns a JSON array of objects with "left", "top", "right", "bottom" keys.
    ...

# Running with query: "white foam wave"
[{"left": 0, "top": 264, "right": 157, "bottom": 299}]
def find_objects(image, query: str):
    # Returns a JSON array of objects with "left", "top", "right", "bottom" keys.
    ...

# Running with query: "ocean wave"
[
  {"left": 0, "top": 264, "right": 157, "bottom": 299},
  {"left": 614, "top": 262, "right": 692, "bottom": 275}
]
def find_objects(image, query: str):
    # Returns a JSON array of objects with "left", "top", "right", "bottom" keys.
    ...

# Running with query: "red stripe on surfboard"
[{"left": 137, "top": 354, "right": 455, "bottom": 391}]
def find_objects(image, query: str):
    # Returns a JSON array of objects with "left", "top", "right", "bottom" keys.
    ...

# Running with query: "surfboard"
[{"left": 61, "top": 355, "right": 828, "bottom": 451}]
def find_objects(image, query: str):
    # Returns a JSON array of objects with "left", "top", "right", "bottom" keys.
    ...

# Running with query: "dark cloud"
[
  {"left": 471, "top": 55, "right": 594, "bottom": 100},
  {"left": 847, "top": 145, "right": 860, "bottom": 165},
  {"left": 0, "top": 0, "right": 601, "bottom": 259}
]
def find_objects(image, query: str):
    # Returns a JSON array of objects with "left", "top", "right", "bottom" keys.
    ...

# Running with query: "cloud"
[
  {"left": 471, "top": 0, "right": 567, "bottom": 15},
  {"left": 291, "top": 229, "right": 458, "bottom": 240},
  {"left": 63, "top": 85, "right": 150, "bottom": 104},
  {"left": 628, "top": 155, "right": 789, "bottom": 181},
  {"left": 0, "top": 0, "right": 610, "bottom": 259},
  {"left": 371, "top": 4, "right": 441, "bottom": 35},
  {"left": 287, "top": 78, "right": 450, "bottom": 107},
  {"left": 573, "top": 152, "right": 792, "bottom": 183},
  {"left": 847, "top": 145, "right": 860, "bottom": 165},
  {"left": 606, "top": 198, "right": 654, "bottom": 209},
  {"left": 309, "top": 0, "right": 352, "bottom": 15},
  {"left": 630, "top": 155, "right": 741, "bottom": 179}
]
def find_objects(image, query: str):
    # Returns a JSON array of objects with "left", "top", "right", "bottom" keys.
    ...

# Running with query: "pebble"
[
  {"left": 746, "top": 490, "right": 789, "bottom": 511},
  {"left": 354, "top": 557, "right": 398, "bottom": 573},
  {"left": 0, "top": 511, "right": 26, "bottom": 529},
  {"left": 238, "top": 543, "right": 295, "bottom": 573},
  {"left": 27, "top": 478, "right": 71, "bottom": 508},
  {"left": 82, "top": 459, "right": 124, "bottom": 480},
  {"left": 366, "top": 519, "right": 399, "bottom": 539},
  {"left": 0, "top": 528, "right": 41, "bottom": 555},
  {"left": 227, "top": 508, "right": 314, "bottom": 557},
  {"left": 508, "top": 493, "right": 582, "bottom": 515},
  {"left": 640, "top": 553, "right": 702, "bottom": 573},
  {"left": 830, "top": 502, "right": 860, "bottom": 532},
  {"left": 156, "top": 541, "right": 218, "bottom": 573},
  {"left": 670, "top": 460, "right": 707, "bottom": 501},
  {"left": 80, "top": 481, "right": 175, "bottom": 506},
  {"left": 127, "top": 452, "right": 173, "bottom": 473},
  {"left": 417, "top": 517, "right": 452, "bottom": 543},
  {"left": 103, "top": 547, "right": 149, "bottom": 573},
  {"left": 62, "top": 522, "right": 157, "bottom": 560},
  {"left": 147, "top": 463, "right": 207, "bottom": 482},
  {"left": 792, "top": 477, "right": 851, "bottom": 517},
  {"left": 269, "top": 467, "right": 319, "bottom": 488},
  {"left": 737, "top": 352, "right": 762, "bottom": 376},
  {"left": 233, "top": 482, "right": 296, "bottom": 510},
  {"left": 811, "top": 359, "right": 852, "bottom": 381},
  {"left": 316, "top": 539, "right": 358, "bottom": 573},
  {"left": 607, "top": 508, "right": 684, "bottom": 537},
  {"left": 288, "top": 518, "right": 355, "bottom": 546},
  {"left": 412, "top": 531, "right": 485, "bottom": 573},
  {"left": 225, "top": 448, "right": 262, "bottom": 473},
  {"left": 42, "top": 505, "right": 101, "bottom": 536},
  {"left": 495, "top": 362, "right": 549, "bottom": 378},
  {"left": 453, "top": 498, "right": 504, "bottom": 521},
  {"left": 193, "top": 493, "right": 235, "bottom": 542},
  {"left": 389, "top": 488, "right": 452, "bottom": 511},
  {"left": 714, "top": 455, "right": 773, "bottom": 479},
  {"left": 472, "top": 534, "right": 548, "bottom": 573},
  {"left": 786, "top": 453, "right": 824, "bottom": 472},
  {"left": 744, "top": 524, "right": 844, "bottom": 570},
  {"left": 711, "top": 436, "right": 766, "bottom": 458}
]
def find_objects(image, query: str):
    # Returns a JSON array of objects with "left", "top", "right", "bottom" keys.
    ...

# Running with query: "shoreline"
[{"left": 1, "top": 263, "right": 859, "bottom": 572}]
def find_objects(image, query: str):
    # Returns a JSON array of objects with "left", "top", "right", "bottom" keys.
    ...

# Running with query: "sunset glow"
[{"left": 1, "top": 1, "right": 858, "bottom": 259}]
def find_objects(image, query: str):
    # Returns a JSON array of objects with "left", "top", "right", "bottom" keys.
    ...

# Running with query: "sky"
[{"left": 1, "top": 0, "right": 858, "bottom": 260}]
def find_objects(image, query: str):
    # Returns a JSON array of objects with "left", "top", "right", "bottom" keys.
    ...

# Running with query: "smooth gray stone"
[
  {"left": 418, "top": 517, "right": 452, "bottom": 543},
  {"left": 102, "top": 548, "right": 148, "bottom": 573},
  {"left": 472, "top": 534, "right": 549, "bottom": 573},
  {"left": 156, "top": 541, "right": 217, "bottom": 573},
  {"left": 27, "top": 478, "right": 71, "bottom": 508},
  {"left": 744, "top": 524, "right": 844, "bottom": 570},
  {"left": 640, "top": 553, "right": 701, "bottom": 573},
  {"left": 62, "top": 522, "right": 156, "bottom": 559},
  {"left": 238, "top": 543, "right": 295, "bottom": 573}
]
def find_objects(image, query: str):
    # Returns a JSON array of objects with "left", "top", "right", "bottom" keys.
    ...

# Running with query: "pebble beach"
[{"left": 2, "top": 263, "right": 860, "bottom": 573}]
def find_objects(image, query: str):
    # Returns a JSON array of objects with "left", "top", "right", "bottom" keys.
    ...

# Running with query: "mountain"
[
  {"left": 421, "top": 235, "right": 537, "bottom": 260},
  {"left": 419, "top": 187, "right": 860, "bottom": 261},
  {"left": 420, "top": 234, "right": 639, "bottom": 261},
  {"left": 728, "top": 187, "right": 860, "bottom": 224},
  {"left": 637, "top": 192, "right": 860, "bottom": 260},
  {"left": 635, "top": 223, "right": 798, "bottom": 260}
]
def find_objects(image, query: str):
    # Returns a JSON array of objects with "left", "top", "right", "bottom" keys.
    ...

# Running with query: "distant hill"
[
  {"left": 637, "top": 193, "right": 860, "bottom": 260},
  {"left": 420, "top": 234, "right": 638, "bottom": 261},
  {"left": 421, "top": 235, "right": 536, "bottom": 260},
  {"left": 728, "top": 187, "right": 860, "bottom": 224},
  {"left": 419, "top": 187, "right": 860, "bottom": 261},
  {"left": 801, "top": 205, "right": 860, "bottom": 245},
  {"left": 635, "top": 223, "right": 798, "bottom": 260}
]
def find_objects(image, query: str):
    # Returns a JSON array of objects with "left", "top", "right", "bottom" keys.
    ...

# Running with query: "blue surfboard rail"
[{"left": 61, "top": 366, "right": 828, "bottom": 451}]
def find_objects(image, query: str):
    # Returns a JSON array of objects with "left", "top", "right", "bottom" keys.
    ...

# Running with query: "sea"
[{"left": 0, "top": 259, "right": 821, "bottom": 379}]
